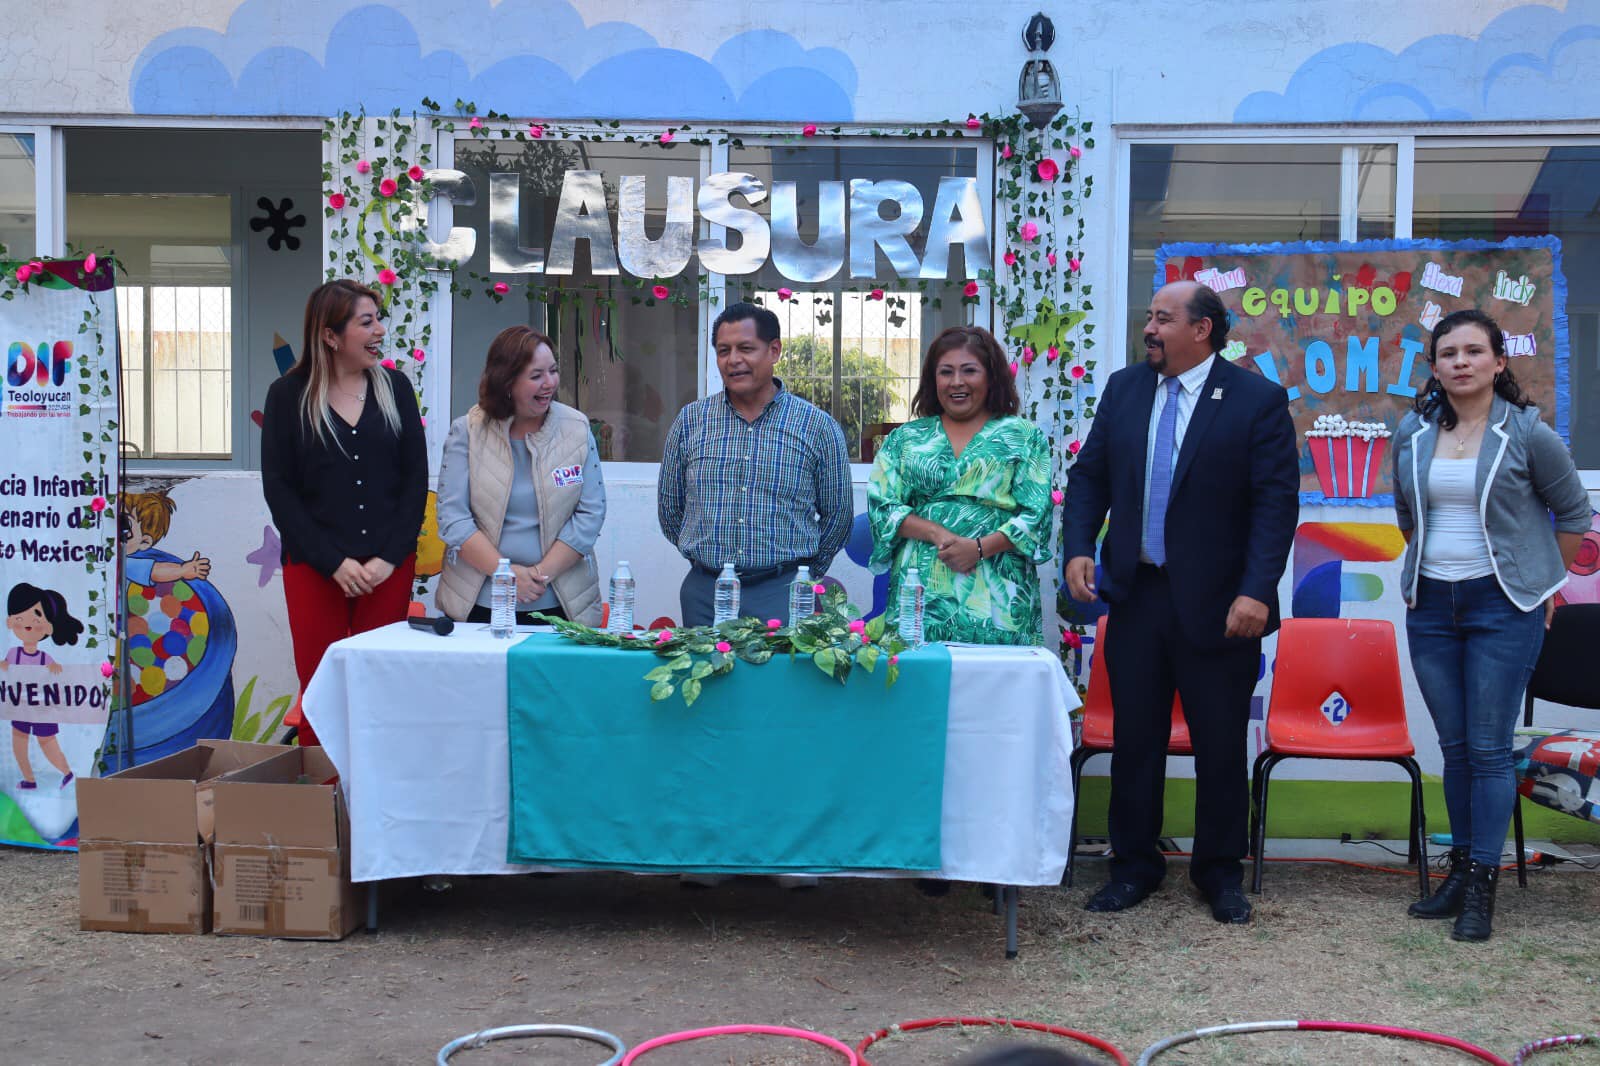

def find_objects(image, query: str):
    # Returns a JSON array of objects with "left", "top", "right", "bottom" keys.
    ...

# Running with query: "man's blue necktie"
[{"left": 1143, "top": 376, "right": 1182, "bottom": 566}]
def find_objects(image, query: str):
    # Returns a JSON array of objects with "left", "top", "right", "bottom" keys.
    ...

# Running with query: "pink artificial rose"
[
  {"left": 28, "top": 261, "right": 42, "bottom": 274},
  {"left": 379, "top": 178, "right": 399, "bottom": 197},
  {"left": 419, "top": 416, "right": 427, "bottom": 427},
  {"left": 1069, "top": 144, "right": 1082, "bottom": 159},
  {"left": 16, "top": 265, "right": 31, "bottom": 282},
  {"left": 1068, "top": 257, "right": 1082, "bottom": 272},
  {"left": 1071, "top": 365, "right": 1086, "bottom": 379},
  {"left": 963, "top": 280, "right": 979, "bottom": 297},
  {"left": 889, "top": 654, "right": 900, "bottom": 665},
  {"left": 1051, "top": 489, "right": 1065, "bottom": 505},
  {"left": 84, "top": 253, "right": 97, "bottom": 273},
  {"left": 1046, "top": 345, "right": 1060, "bottom": 362},
  {"left": 328, "top": 192, "right": 347, "bottom": 210},
  {"left": 1036, "top": 159, "right": 1060, "bottom": 182},
  {"left": 408, "top": 165, "right": 425, "bottom": 181},
  {"left": 377, "top": 268, "right": 398, "bottom": 286},
  {"left": 656, "top": 628, "right": 675, "bottom": 642},
  {"left": 1019, "top": 221, "right": 1039, "bottom": 242},
  {"left": 411, "top": 347, "right": 426, "bottom": 362},
  {"left": 1063, "top": 630, "right": 1083, "bottom": 649},
  {"left": 1008, "top": 361, "right": 1018, "bottom": 376},
  {"left": 869, "top": 288, "right": 884, "bottom": 300},
  {"left": 529, "top": 123, "right": 545, "bottom": 139},
  {"left": 715, "top": 641, "right": 732, "bottom": 653},
  {"left": 848, "top": 619, "right": 866, "bottom": 635},
  {"left": 777, "top": 287, "right": 794, "bottom": 301},
  {"left": 651, "top": 284, "right": 670, "bottom": 300},
  {"left": 1068, "top": 439, "right": 1082, "bottom": 454},
  {"left": 90, "top": 495, "right": 107, "bottom": 512},
  {"left": 1003, "top": 251, "right": 1017, "bottom": 267},
  {"left": 355, "top": 159, "right": 371, "bottom": 174},
  {"left": 966, "top": 115, "right": 981, "bottom": 129},
  {"left": 1047, "top": 252, "right": 1058, "bottom": 267},
  {"left": 468, "top": 117, "right": 483, "bottom": 129},
  {"left": 1022, "top": 345, "right": 1035, "bottom": 363},
  {"left": 100, "top": 661, "right": 115, "bottom": 678},
  {"left": 380, "top": 358, "right": 396, "bottom": 369},
  {"left": 813, "top": 583, "right": 825, "bottom": 595},
  {"left": 659, "top": 129, "right": 675, "bottom": 144},
  {"left": 622, "top": 632, "right": 637, "bottom": 639},
  {"left": 767, "top": 618, "right": 782, "bottom": 629},
  {"left": 802, "top": 123, "right": 817, "bottom": 137},
  {"left": 493, "top": 282, "right": 509, "bottom": 295},
  {"left": 1000, "top": 144, "right": 1013, "bottom": 159}
]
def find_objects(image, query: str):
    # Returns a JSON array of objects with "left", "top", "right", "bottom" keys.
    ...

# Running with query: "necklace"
[{"left": 1450, "top": 417, "right": 1486, "bottom": 455}]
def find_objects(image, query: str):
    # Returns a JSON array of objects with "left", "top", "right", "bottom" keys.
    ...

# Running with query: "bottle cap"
[{"left": 617, "top": 560, "right": 629, "bottom": 567}]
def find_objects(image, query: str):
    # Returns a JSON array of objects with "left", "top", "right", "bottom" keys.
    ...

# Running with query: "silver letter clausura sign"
[{"left": 546, "top": 170, "right": 619, "bottom": 276}]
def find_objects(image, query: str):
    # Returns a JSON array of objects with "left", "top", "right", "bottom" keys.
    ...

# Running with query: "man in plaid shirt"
[{"left": 659, "top": 302, "right": 853, "bottom": 626}]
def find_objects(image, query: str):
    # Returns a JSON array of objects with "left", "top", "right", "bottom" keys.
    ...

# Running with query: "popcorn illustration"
[{"left": 1306, "top": 414, "right": 1392, "bottom": 498}]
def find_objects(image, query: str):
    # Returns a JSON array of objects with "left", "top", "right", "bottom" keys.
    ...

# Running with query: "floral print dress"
[{"left": 868, "top": 415, "right": 1055, "bottom": 645}]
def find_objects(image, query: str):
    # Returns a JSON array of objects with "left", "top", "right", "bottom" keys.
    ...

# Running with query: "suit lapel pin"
[{"left": 1211, "top": 387, "right": 1224, "bottom": 400}]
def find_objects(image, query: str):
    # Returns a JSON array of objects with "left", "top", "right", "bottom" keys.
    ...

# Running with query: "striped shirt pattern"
[{"left": 658, "top": 382, "right": 853, "bottom": 574}]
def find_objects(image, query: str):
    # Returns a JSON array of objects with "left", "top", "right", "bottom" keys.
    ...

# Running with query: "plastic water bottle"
[
  {"left": 490, "top": 557, "right": 517, "bottom": 638},
  {"left": 607, "top": 561, "right": 635, "bottom": 633},
  {"left": 789, "top": 565, "right": 815, "bottom": 625},
  {"left": 897, "top": 567, "right": 925, "bottom": 647},
  {"left": 713, "top": 562, "right": 741, "bottom": 624}
]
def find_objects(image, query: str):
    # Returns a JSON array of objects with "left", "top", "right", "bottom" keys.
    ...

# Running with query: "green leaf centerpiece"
[{"left": 532, "top": 587, "right": 910, "bottom": 707}]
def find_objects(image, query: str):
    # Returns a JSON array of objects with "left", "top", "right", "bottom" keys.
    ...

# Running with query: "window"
[
  {"left": 729, "top": 144, "right": 980, "bottom": 461},
  {"left": 69, "top": 194, "right": 234, "bottom": 459},
  {"left": 0, "top": 133, "right": 37, "bottom": 258},
  {"left": 1413, "top": 143, "right": 1600, "bottom": 467},
  {"left": 448, "top": 137, "right": 701, "bottom": 462},
  {"left": 1124, "top": 142, "right": 1396, "bottom": 361}
]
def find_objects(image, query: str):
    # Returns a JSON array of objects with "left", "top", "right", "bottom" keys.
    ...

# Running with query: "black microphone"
[{"left": 407, "top": 615, "right": 455, "bottom": 636}]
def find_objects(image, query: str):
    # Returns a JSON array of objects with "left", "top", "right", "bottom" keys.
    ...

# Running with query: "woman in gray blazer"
[{"left": 1392, "top": 309, "right": 1590, "bottom": 943}]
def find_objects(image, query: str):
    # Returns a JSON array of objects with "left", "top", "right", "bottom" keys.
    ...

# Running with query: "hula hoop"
[
  {"left": 1515, "top": 1034, "right": 1598, "bottom": 1064},
  {"left": 855, "top": 1017, "right": 1129, "bottom": 1066},
  {"left": 436, "top": 1023, "right": 626, "bottom": 1065},
  {"left": 623, "top": 1024, "right": 860, "bottom": 1065},
  {"left": 1136, "top": 1020, "right": 1509, "bottom": 1066}
]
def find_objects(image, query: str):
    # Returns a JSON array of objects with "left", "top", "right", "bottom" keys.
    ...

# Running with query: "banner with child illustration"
[
  {"left": 0, "top": 259, "right": 120, "bottom": 849},
  {"left": 1153, "top": 237, "right": 1566, "bottom": 505}
]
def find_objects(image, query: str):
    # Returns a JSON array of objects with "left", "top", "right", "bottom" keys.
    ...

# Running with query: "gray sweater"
[{"left": 1392, "top": 397, "right": 1591, "bottom": 612}]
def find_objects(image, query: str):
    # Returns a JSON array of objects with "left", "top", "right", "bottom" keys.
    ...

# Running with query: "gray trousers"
[{"left": 679, "top": 567, "right": 798, "bottom": 627}]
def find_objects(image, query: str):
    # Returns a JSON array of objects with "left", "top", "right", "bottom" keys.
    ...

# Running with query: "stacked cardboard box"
[{"left": 77, "top": 740, "right": 364, "bottom": 940}]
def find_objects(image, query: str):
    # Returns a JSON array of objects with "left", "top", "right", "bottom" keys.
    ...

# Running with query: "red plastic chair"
[
  {"left": 1250, "top": 618, "right": 1428, "bottom": 898},
  {"left": 1065, "top": 615, "right": 1192, "bottom": 886}
]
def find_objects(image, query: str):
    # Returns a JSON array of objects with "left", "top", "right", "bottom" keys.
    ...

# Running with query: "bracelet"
[{"left": 974, "top": 536, "right": 984, "bottom": 559}]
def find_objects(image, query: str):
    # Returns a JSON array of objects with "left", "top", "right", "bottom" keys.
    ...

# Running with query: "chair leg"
[
  {"left": 1403, "top": 760, "right": 1420, "bottom": 865},
  {"left": 1252, "top": 755, "right": 1279, "bottom": 895},
  {"left": 1400, "top": 757, "right": 1429, "bottom": 901},
  {"left": 1064, "top": 748, "right": 1094, "bottom": 887},
  {"left": 1248, "top": 751, "right": 1270, "bottom": 858},
  {"left": 1512, "top": 792, "right": 1527, "bottom": 889}
]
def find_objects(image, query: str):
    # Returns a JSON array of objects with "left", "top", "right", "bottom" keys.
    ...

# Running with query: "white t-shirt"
[{"left": 1419, "top": 458, "right": 1494, "bottom": 581}]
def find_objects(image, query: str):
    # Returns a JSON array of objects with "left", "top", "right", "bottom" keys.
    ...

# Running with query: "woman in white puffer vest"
[{"left": 436, "top": 326, "right": 605, "bottom": 626}]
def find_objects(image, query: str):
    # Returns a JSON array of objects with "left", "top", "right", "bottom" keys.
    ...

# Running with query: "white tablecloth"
[{"left": 305, "top": 623, "right": 1079, "bottom": 886}]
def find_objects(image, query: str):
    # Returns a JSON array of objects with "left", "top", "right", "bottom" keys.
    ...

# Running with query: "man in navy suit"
[{"left": 1063, "top": 280, "right": 1298, "bottom": 923}]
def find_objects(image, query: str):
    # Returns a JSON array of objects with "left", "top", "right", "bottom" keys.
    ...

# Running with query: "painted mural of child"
[
  {"left": 2, "top": 583, "right": 86, "bottom": 789},
  {"left": 119, "top": 490, "right": 210, "bottom": 584}
]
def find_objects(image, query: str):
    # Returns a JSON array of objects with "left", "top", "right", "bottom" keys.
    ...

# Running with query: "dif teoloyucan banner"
[
  {"left": 0, "top": 258, "right": 119, "bottom": 849},
  {"left": 1153, "top": 237, "right": 1567, "bottom": 505}
]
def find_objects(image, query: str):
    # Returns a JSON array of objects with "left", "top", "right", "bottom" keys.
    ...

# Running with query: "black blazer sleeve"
[
  {"left": 1061, "top": 369, "right": 1119, "bottom": 566},
  {"left": 1236, "top": 384, "right": 1300, "bottom": 606},
  {"left": 381, "top": 368, "right": 430, "bottom": 566}
]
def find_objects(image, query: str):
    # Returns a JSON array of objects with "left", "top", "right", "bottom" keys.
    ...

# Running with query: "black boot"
[
  {"left": 1451, "top": 861, "right": 1498, "bottom": 942},
  {"left": 1408, "top": 846, "right": 1470, "bottom": 919}
]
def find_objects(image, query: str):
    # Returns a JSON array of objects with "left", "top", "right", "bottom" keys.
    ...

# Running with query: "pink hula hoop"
[{"left": 622, "top": 1024, "right": 861, "bottom": 1065}]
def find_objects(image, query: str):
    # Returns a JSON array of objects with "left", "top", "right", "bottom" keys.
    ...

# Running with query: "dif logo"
[{"left": 7, "top": 341, "right": 73, "bottom": 388}]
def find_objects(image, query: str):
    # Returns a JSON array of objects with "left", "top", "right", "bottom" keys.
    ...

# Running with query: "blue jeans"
[{"left": 1406, "top": 575, "right": 1545, "bottom": 865}]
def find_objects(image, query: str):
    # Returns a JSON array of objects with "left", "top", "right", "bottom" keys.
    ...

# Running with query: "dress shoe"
[
  {"left": 1207, "top": 886, "right": 1252, "bottom": 924},
  {"left": 1084, "top": 881, "right": 1153, "bottom": 912},
  {"left": 1409, "top": 846, "right": 1470, "bottom": 919}
]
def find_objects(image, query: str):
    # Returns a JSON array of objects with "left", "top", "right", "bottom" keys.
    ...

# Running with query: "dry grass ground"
[{"left": 1, "top": 847, "right": 1597, "bottom": 1065}]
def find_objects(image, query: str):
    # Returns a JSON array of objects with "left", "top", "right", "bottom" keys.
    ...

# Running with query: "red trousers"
[{"left": 281, "top": 554, "right": 415, "bottom": 745}]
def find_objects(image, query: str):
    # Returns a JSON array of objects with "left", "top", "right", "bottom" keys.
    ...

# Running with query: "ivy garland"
[
  {"left": 322, "top": 101, "right": 1093, "bottom": 676},
  {"left": 0, "top": 255, "right": 121, "bottom": 676}
]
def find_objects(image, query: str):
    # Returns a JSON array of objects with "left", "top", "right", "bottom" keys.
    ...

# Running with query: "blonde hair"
[
  {"left": 119, "top": 489, "right": 176, "bottom": 543},
  {"left": 296, "top": 280, "right": 402, "bottom": 445}
]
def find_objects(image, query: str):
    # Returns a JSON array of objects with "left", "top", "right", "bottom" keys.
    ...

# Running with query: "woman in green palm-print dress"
[{"left": 868, "top": 326, "right": 1054, "bottom": 645}]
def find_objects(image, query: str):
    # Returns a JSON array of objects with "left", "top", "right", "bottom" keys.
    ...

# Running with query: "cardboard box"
[
  {"left": 77, "top": 740, "right": 286, "bottom": 934},
  {"left": 210, "top": 746, "right": 364, "bottom": 940}
]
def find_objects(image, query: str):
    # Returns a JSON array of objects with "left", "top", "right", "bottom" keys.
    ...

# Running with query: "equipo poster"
[
  {"left": 0, "top": 259, "right": 119, "bottom": 849},
  {"left": 1153, "top": 237, "right": 1566, "bottom": 505}
]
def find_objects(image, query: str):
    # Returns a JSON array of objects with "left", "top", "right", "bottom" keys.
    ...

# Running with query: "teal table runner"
[{"left": 506, "top": 635, "right": 952, "bottom": 872}]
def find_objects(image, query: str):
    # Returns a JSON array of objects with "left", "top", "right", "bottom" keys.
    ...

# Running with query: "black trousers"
[{"left": 1102, "top": 564, "right": 1260, "bottom": 894}]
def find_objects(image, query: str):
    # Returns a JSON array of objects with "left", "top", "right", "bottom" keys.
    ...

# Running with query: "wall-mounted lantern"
[{"left": 1017, "top": 12, "right": 1063, "bottom": 130}]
